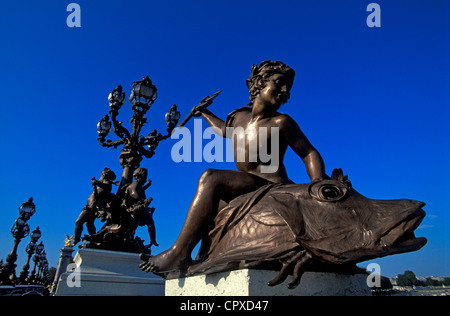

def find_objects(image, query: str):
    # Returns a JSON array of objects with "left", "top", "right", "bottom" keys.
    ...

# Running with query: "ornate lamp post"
[
  {"left": 75, "top": 76, "right": 181, "bottom": 253},
  {"left": 0, "top": 197, "right": 36, "bottom": 285},
  {"left": 28, "top": 241, "right": 44, "bottom": 284},
  {"left": 18, "top": 226, "right": 41, "bottom": 284},
  {"left": 36, "top": 251, "right": 48, "bottom": 285},
  {"left": 97, "top": 76, "right": 180, "bottom": 190}
]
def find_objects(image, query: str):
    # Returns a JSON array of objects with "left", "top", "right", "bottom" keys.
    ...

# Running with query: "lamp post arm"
[
  {"left": 138, "top": 146, "right": 156, "bottom": 159},
  {"left": 141, "top": 134, "right": 160, "bottom": 145},
  {"left": 162, "top": 128, "right": 175, "bottom": 140},
  {"left": 142, "top": 131, "right": 173, "bottom": 144},
  {"left": 112, "top": 122, "right": 132, "bottom": 141},
  {"left": 110, "top": 110, "right": 132, "bottom": 141},
  {"left": 137, "top": 137, "right": 161, "bottom": 158},
  {"left": 139, "top": 132, "right": 167, "bottom": 157},
  {"left": 98, "top": 138, "right": 125, "bottom": 148}
]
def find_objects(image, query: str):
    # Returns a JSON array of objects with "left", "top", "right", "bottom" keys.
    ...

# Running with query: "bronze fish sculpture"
[{"left": 182, "top": 169, "right": 427, "bottom": 289}]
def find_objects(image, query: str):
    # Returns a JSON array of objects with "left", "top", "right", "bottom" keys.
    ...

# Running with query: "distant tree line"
[{"left": 397, "top": 270, "right": 450, "bottom": 287}]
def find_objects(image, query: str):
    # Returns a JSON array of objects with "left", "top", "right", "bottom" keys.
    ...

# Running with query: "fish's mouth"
[{"left": 379, "top": 206, "right": 427, "bottom": 253}]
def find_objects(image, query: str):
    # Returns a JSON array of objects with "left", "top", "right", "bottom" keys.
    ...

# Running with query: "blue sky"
[{"left": 0, "top": 0, "right": 448, "bottom": 278}]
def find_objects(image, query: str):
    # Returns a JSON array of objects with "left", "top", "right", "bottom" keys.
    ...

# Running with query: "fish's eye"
[
  {"left": 308, "top": 181, "right": 348, "bottom": 202},
  {"left": 321, "top": 186, "right": 341, "bottom": 200}
]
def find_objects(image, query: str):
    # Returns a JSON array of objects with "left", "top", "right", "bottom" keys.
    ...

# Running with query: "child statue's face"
[
  {"left": 134, "top": 171, "right": 148, "bottom": 184},
  {"left": 258, "top": 73, "right": 292, "bottom": 110}
]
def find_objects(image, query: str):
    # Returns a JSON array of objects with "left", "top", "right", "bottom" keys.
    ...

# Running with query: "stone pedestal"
[
  {"left": 165, "top": 269, "right": 371, "bottom": 296},
  {"left": 50, "top": 246, "right": 74, "bottom": 294},
  {"left": 55, "top": 248, "right": 164, "bottom": 296}
]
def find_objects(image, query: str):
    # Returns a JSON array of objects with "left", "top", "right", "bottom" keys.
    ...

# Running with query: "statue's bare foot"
[{"left": 139, "top": 248, "right": 192, "bottom": 274}]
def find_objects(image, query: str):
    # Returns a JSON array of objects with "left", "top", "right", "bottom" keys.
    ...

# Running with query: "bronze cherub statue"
[{"left": 139, "top": 61, "right": 426, "bottom": 288}]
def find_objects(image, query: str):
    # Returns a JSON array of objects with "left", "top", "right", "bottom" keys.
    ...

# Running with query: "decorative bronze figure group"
[
  {"left": 72, "top": 76, "right": 180, "bottom": 253},
  {"left": 74, "top": 61, "right": 427, "bottom": 289}
]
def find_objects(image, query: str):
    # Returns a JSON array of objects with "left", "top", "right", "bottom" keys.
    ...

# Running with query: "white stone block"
[
  {"left": 165, "top": 269, "right": 371, "bottom": 296},
  {"left": 55, "top": 248, "right": 164, "bottom": 296}
]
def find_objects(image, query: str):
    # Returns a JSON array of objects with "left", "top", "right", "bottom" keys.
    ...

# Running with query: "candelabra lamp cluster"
[
  {"left": 0, "top": 198, "right": 48, "bottom": 286},
  {"left": 72, "top": 75, "right": 180, "bottom": 253},
  {"left": 97, "top": 76, "right": 180, "bottom": 187}
]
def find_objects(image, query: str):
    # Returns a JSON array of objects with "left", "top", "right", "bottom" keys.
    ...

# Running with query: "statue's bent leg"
[
  {"left": 139, "top": 169, "right": 270, "bottom": 273},
  {"left": 73, "top": 207, "right": 94, "bottom": 245}
]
